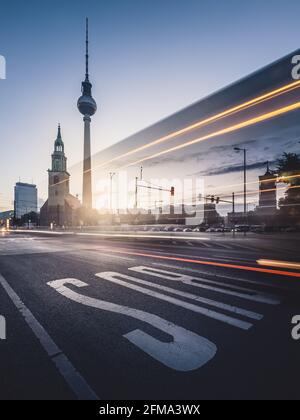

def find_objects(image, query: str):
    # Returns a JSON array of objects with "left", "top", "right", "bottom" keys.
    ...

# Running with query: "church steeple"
[{"left": 51, "top": 124, "right": 67, "bottom": 172}]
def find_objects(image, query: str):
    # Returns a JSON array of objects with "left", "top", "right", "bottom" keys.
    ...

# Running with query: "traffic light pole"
[{"left": 206, "top": 194, "right": 236, "bottom": 237}]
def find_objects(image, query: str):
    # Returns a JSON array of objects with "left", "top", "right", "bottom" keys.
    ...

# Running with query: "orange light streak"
[
  {"left": 257, "top": 259, "right": 300, "bottom": 270},
  {"left": 104, "top": 248, "right": 300, "bottom": 278}
]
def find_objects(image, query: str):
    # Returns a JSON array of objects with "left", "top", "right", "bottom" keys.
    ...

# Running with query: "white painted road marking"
[
  {"left": 0, "top": 237, "right": 66, "bottom": 256},
  {"left": 96, "top": 252, "right": 135, "bottom": 262},
  {"left": 151, "top": 262, "right": 287, "bottom": 293},
  {"left": 98, "top": 269, "right": 262, "bottom": 320},
  {"left": 0, "top": 273, "right": 98, "bottom": 400},
  {"left": 130, "top": 266, "right": 280, "bottom": 305},
  {"left": 96, "top": 272, "right": 253, "bottom": 330},
  {"left": 47, "top": 278, "right": 217, "bottom": 372}
]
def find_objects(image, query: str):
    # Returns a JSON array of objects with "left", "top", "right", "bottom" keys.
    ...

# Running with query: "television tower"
[{"left": 77, "top": 18, "right": 97, "bottom": 208}]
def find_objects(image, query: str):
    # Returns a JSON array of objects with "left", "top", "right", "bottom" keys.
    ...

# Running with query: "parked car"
[
  {"left": 223, "top": 227, "right": 231, "bottom": 233},
  {"left": 193, "top": 226, "right": 206, "bottom": 232},
  {"left": 215, "top": 227, "right": 224, "bottom": 233},
  {"left": 206, "top": 228, "right": 216, "bottom": 233},
  {"left": 183, "top": 228, "right": 193, "bottom": 232},
  {"left": 163, "top": 226, "right": 174, "bottom": 232}
]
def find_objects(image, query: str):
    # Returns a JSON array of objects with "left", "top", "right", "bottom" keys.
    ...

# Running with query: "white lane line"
[
  {"left": 129, "top": 266, "right": 280, "bottom": 305},
  {"left": 13, "top": 229, "right": 70, "bottom": 235},
  {"left": 77, "top": 232, "right": 211, "bottom": 241},
  {"left": 212, "top": 255, "right": 254, "bottom": 263},
  {"left": 96, "top": 272, "right": 253, "bottom": 330},
  {"left": 100, "top": 270, "right": 262, "bottom": 321},
  {"left": 151, "top": 262, "right": 287, "bottom": 293},
  {"left": 214, "top": 243, "right": 233, "bottom": 250},
  {"left": 198, "top": 242, "right": 213, "bottom": 248},
  {"left": 48, "top": 278, "right": 217, "bottom": 372},
  {"left": 0, "top": 273, "right": 98, "bottom": 400},
  {"left": 76, "top": 249, "right": 136, "bottom": 261},
  {"left": 98, "top": 251, "right": 136, "bottom": 261},
  {"left": 233, "top": 243, "right": 259, "bottom": 252}
]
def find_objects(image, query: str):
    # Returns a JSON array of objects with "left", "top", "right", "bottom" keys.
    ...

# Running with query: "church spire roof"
[
  {"left": 54, "top": 124, "right": 64, "bottom": 153},
  {"left": 51, "top": 124, "right": 67, "bottom": 172},
  {"left": 57, "top": 123, "right": 62, "bottom": 140}
]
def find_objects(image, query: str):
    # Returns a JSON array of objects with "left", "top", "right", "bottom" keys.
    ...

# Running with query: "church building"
[{"left": 40, "top": 125, "right": 81, "bottom": 226}]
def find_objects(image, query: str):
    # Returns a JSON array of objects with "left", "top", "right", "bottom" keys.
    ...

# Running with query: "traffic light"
[
  {"left": 210, "top": 195, "right": 215, "bottom": 203},
  {"left": 216, "top": 197, "right": 220, "bottom": 204},
  {"left": 170, "top": 186, "right": 175, "bottom": 197}
]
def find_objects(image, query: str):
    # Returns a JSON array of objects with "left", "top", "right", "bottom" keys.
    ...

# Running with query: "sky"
[{"left": 1, "top": 0, "right": 300, "bottom": 213}]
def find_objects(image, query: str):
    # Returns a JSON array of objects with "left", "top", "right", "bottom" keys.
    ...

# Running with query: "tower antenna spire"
[{"left": 85, "top": 17, "right": 89, "bottom": 81}]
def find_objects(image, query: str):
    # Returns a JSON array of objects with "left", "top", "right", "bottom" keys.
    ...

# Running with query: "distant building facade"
[
  {"left": 255, "top": 162, "right": 277, "bottom": 216},
  {"left": 40, "top": 125, "right": 81, "bottom": 226},
  {"left": 14, "top": 182, "right": 37, "bottom": 219},
  {"left": 0, "top": 210, "right": 14, "bottom": 226}
]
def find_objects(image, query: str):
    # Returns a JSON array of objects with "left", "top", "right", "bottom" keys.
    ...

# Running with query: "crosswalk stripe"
[
  {"left": 186, "top": 241, "right": 195, "bottom": 247},
  {"left": 198, "top": 242, "right": 213, "bottom": 248}
]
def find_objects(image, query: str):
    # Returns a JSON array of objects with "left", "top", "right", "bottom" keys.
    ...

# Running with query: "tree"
[{"left": 276, "top": 152, "right": 300, "bottom": 220}]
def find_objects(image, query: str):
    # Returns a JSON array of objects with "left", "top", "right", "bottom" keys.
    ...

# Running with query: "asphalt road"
[{"left": 0, "top": 231, "right": 299, "bottom": 400}]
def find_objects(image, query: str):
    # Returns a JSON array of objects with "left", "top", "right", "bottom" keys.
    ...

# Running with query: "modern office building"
[{"left": 14, "top": 182, "right": 38, "bottom": 219}]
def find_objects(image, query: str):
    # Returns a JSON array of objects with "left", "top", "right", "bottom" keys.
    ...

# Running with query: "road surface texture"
[{"left": 0, "top": 230, "right": 299, "bottom": 400}]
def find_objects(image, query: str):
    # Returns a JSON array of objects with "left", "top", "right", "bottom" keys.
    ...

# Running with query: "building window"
[{"left": 54, "top": 175, "right": 59, "bottom": 184}]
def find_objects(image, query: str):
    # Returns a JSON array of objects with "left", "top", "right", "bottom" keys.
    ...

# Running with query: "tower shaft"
[
  {"left": 82, "top": 115, "right": 92, "bottom": 208},
  {"left": 77, "top": 18, "right": 97, "bottom": 210}
]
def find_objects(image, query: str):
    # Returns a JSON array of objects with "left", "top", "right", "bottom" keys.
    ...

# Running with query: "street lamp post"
[{"left": 234, "top": 147, "right": 247, "bottom": 235}]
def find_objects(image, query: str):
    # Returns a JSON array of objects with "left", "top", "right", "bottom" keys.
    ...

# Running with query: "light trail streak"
[
  {"left": 257, "top": 259, "right": 300, "bottom": 270},
  {"left": 48, "top": 83, "right": 300, "bottom": 191},
  {"left": 119, "top": 102, "right": 300, "bottom": 169},
  {"left": 189, "top": 173, "right": 300, "bottom": 195},
  {"left": 106, "top": 248, "right": 300, "bottom": 278},
  {"left": 89, "top": 80, "right": 300, "bottom": 173}
]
